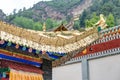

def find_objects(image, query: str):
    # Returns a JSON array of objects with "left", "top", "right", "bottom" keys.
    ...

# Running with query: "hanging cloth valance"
[{"left": 9, "top": 69, "right": 44, "bottom": 80}]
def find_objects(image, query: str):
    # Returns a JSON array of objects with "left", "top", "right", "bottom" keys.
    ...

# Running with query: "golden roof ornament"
[
  {"left": 95, "top": 14, "right": 107, "bottom": 29},
  {"left": 42, "top": 22, "right": 46, "bottom": 32}
]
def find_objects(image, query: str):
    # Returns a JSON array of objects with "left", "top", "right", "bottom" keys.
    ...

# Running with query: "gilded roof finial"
[
  {"left": 43, "top": 22, "right": 46, "bottom": 32},
  {"left": 95, "top": 14, "right": 107, "bottom": 29}
]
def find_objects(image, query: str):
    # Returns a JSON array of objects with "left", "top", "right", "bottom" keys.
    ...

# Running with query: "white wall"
[
  {"left": 89, "top": 54, "right": 120, "bottom": 80},
  {"left": 53, "top": 54, "right": 120, "bottom": 80},
  {"left": 53, "top": 63, "right": 82, "bottom": 80}
]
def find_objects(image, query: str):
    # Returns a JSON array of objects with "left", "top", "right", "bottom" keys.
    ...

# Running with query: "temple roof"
[
  {"left": 54, "top": 23, "right": 68, "bottom": 32},
  {"left": 0, "top": 21, "right": 98, "bottom": 53},
  {"left": 0, "top": 21, "right": 99, "bottom": 66}
]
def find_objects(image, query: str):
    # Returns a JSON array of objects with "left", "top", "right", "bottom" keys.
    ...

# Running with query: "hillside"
[
  {"left": 3, "top": 0, "right": 120, "bottom": 31},
  {"left": 5, "top": 0, "right": 92, "bottom": 31},
  {"left": 13, "top": 0, "right": 91, "bottom": 21}
]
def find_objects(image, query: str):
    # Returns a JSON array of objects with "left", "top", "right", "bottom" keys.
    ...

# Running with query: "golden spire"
[{"left": 42, "top": 22, "right": 46, "bottom": 32}]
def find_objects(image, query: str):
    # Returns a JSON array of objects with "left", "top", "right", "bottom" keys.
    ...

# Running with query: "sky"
[{"left": 0, "top": 0, "right": 51, "bottom": 15}]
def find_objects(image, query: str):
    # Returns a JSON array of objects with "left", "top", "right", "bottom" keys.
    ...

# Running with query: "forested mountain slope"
[
  {"left": 1, "top": 0, "right": 119, "bottom": 30},
  {"left": 5, "top": 0, "right": 91, "bottom": 30}
]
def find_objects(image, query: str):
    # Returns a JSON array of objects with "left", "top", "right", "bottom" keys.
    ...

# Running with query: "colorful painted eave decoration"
[
  {"left": 0, "top": 49, "right": 42, "bottom": 63},
  {"left": 0, "top": 39, "right": 65, "bottom": 60},
  {"left": 0, "top": 53, "right": 41, "bottom": 67},
  {"left": 0, "top": 30, "right": 98, "bottom": 60}
]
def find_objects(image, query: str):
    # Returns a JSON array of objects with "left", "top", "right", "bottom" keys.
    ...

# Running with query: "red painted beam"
[{"left": 74, "top": 38, "right": 120, "bottom": 57}]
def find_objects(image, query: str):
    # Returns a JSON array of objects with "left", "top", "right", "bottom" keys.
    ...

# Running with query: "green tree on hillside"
[
  {"left": 33, "top": 22, "right": 43, "bottom": 30},
  {"left": 79, "top": 10, "right": 87, "bottom": 28},
  {"left": 73, "top": 20, "right": 80, "bottom": 29},
  {"left": 45, "top": 18, "right": 62, "bottom": 30},
  {"left": 106, "top": 13, "right": 115, "bottom": 27},
  {"left": 85, "top": 12, "right": 99, "bottom": 28},
  {"left": 11, "top": 16, "right": 43, "bottom": 31}
]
